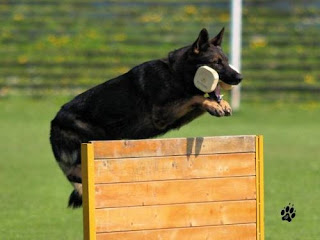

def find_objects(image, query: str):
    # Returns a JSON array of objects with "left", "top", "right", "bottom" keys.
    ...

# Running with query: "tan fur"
[
  {"left": 73, "top": 183, "right": 82, "bottom": 195},
  {"left": 152, "top": 95, "right": 231, "bottom": 130},
  {"left": 74, "top": 119, "right": 90, "bottom": 130},
  {"left": 219, "top": 99, "right": 232, "bottom": 115},
  {"left": 67, "top": 164, "right": 82, "bottom": 178}
]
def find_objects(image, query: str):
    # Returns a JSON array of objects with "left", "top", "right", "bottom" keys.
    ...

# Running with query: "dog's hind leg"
[
  {"left": 50, "top": 123, "right": 86, "bottom": 208},
  {"left": 58, "top": 161, "right": 83, "bottom": 208},
  {"left": 59, "top": 155, "right": 83, "bottom": 208},
  {"left": 54, "top": 145, "right": 83, "bottom": 208},
  {"left": 67, "top": 165, "right": 83, "bottom": 208}
]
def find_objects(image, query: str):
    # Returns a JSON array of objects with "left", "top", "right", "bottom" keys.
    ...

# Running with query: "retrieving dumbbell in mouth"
[{"left": 193, "top": 65, "right": 235, "bottom": 103}]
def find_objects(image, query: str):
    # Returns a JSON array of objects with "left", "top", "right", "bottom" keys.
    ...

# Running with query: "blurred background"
[{"left": 0, "top": 0, "right": 319, "bottom": 239}]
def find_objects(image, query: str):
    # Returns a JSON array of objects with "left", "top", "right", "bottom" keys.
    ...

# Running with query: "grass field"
[{"left": 0, "top": 96, "right": 319, "bottom": 239}]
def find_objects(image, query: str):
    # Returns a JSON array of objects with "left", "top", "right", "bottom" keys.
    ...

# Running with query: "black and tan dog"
[{"left": 50, "top": 28, "right": 242, "bottom": 208}]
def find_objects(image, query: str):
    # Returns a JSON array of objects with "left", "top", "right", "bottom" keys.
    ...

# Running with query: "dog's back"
[{"left": 50, "top": 60, "right": 176, "bottom": 207}]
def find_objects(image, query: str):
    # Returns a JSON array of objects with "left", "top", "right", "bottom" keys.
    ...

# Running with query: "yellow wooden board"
[
  {"left": 96, "top": 223, "right": 256, "bottom": 240},
  {"left": 92, "top": 135, "right": 256, "bottom": 159},
  {"left": 82, "top": 135, "right": 264, "bottom": 240},
  {"left": 95, "top": 176, "right": 256, "bottom": 208},
  {"left": 81, "top": 143, "right": 96, "bottom": 240},
  {"left": 256, "top": 135, "right": 265, "bottom": 240},
  {"left": 94, "top": 153, "right": 256, "bottom": 183},
  {"left": 95, "top": 200, "right": 256, "bottom": 232}
]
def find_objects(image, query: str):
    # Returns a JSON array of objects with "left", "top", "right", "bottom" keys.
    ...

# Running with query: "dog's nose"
[{"left": 236, "top": 74, "right": 243, "bottom": 82}]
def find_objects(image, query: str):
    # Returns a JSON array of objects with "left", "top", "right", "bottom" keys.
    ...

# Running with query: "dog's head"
[{"left": 169, "top": 28, "right": 242, "bottom": 92}]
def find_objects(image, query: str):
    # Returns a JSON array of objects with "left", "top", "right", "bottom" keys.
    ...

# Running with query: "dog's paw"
[
  {"left": 219, "top": 100, "right": 232, "bottom": 116},
  {"left": 205, "top": 100, "right": 225, "bottom": 117}
]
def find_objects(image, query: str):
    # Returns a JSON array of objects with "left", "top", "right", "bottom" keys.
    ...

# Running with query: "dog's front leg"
[
  {"left": 152, "top": 96, "right": 225, "bottom": 130},
  {"left": 170, "top": 108, "right": 205, "bottom": 129},
  {"left": 219, "top": 99, "right": 232, "bottom": 116}
]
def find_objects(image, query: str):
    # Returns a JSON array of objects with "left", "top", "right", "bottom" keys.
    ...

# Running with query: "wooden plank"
[
  {"left": 256, "top": 135, "right": 265, "bottom": 240},
  {"left": 94, "top": 153, "right": 255, "bottom": 183},
  {"left": 95, "top": 176, "right": 256, "bottom": 208},
  {"left": 81, "top": 143, "right": 96, "bottom": 240},
  {"left": 95, "top": 200, "right": 256, "bottom": 233},
  {"left": 92, "top": 135, "right": 256, "bottom": 159},
  {"left": 96, "top": 223, "right": 256, "bottom": 240}
]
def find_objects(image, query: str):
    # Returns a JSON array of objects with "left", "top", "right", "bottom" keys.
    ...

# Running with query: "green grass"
[{"left": 0, "top": 97, "right": 319, "bottom": 239}]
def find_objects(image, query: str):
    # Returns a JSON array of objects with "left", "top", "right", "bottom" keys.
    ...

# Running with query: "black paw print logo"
[{"left": 281, "top": 203, "right": 296, "bottom": 222}]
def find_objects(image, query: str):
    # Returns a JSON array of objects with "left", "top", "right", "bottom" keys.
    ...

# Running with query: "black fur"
[
  {"left": 50, "top": 28, "right": 242, "bottom": 208},
  {"left": 68, "top": 190, "right": 83, "bottom": 208}
]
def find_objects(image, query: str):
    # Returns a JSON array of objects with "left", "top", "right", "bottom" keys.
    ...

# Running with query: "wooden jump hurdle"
[{"left": 81, "top": 135, "right": 264, "bottom": 240}]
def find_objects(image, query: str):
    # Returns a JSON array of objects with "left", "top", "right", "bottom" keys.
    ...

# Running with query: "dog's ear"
[
  {"left": 192, "top": 28, "right": 209, "bottom": 54},
  {"left": 168, "top": 51, "right": 175, "bottom": 65},
  {"left": 211, "top": 27, "right": 225, "bottom": 46}
]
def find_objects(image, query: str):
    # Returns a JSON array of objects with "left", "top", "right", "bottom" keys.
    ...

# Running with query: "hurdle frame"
[{"left": 82, "top": 135, "right": 264, "bottom": 240}]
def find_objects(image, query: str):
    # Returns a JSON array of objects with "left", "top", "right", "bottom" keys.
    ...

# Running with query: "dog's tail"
[{"left": 68, "top": 189, "right": 83, "bottom": 208}]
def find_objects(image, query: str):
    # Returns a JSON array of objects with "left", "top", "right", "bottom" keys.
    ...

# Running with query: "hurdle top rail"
[{"left": 81, "top": 135, "right": 264, "bottom": 240}]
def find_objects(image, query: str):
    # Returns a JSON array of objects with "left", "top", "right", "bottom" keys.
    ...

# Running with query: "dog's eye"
[{"left": 212, "top": 59, "right": 222, "bottom": 64}]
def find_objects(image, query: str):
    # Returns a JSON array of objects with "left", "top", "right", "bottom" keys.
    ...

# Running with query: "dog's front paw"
[
  {"left": 204, "top": 100, "right": 225, "bottom": 117},
  {"left": 219, "top": 100, "right": 232, "bottom": 116}
]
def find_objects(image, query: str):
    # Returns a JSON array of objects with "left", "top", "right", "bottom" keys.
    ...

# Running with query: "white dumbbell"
[{"left": 193, "top": 66, "right": 234, "bottom": 93}]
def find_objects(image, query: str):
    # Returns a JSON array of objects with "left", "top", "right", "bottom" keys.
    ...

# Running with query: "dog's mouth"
[
  {"left": 219, "top": 79, "right": 234, "bottom": 90},
  {"left": 209, "top": 81, "right": 234, "bottom": 102},
  {"left": 193, "top": 65, "right": 242, "bottom": 102},
  {"left": 210, "top": 84, "right": 223, "bottom": 102}
]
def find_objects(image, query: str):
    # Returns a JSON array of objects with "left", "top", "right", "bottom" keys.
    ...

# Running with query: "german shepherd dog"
[{"left": 50, "top": 28, "right": 242, "bottom": 208}]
